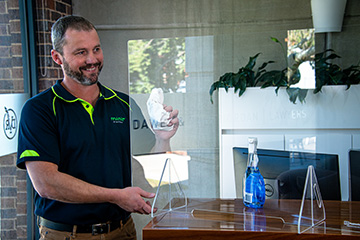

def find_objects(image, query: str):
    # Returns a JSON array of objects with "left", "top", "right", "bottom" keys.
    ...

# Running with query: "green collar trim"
[
  {"left": 102, "top": 85, "right": 131, "bottom": 109},
  {"left": 51, "top": 80, "right": 131, "bottom": 124}
]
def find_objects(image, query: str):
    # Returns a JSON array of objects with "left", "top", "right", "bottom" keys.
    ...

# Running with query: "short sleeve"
[{"left": 17, "top": 98, "right": 60, "bottom": 169}]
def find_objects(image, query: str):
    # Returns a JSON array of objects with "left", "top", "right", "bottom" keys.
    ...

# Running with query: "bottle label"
[{"left": 244, "top": 192, "right": 253, "bottom": 203}]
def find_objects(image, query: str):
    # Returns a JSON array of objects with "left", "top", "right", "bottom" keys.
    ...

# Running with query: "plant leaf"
[
  {"left": 270, "top": 37, "right": 280, "bottom": 43},
  {"left": 245, "top": 53, "right": 261, "bottom": 70}
]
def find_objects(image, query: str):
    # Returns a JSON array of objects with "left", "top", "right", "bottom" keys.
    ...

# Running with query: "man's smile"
[{"left": 81, "top": 63, "right": 101, "bottom": 73}]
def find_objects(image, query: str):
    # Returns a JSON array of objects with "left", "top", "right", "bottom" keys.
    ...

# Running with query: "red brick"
[
  {"left": 0, "top": 46, "right": 10, "bottom": 57},
  {"left": 17, "top": 215, "right": 27, "bottom": 226},
  {"left": 11, "top": 43, "right": 21, "bottom": 55},
  {"left": 0, "top": 68, "right": 11, "bottom": 79},
  {"left": 0, "top": 2, "right": 6, "bottom": 14},
  {"left": 2, "top": 219, "right": 16, "bottom": 230},
  {"left": 11, "top": 67, "right": 23, "bottom": 78},
  {"left": 16, "top": 203, "right": 26, "bottom": 215},
  {"left": 1, "top": 187, "right": 17, "bottom": 197},
  {"left": 8, "top": 0, "right": 19, "bottom": 9},
  {"left": 17, "top": 192, "right": 27, "bottom": 203},
  {"left": 0, "top": 166, "right": 16, "bottom": 177},
  {"left": 16, "top": 180, "right": 27, "bottom": 192},
  {"left": 2, "top": 229, "right": 17, "bottom": 239},
  {"left": 2, "top": 208, "right": 16, "bottom": 220},
  {"left": 0, "top": 24, "right": 9, "bottom": 35},
  {"left": 43, "top": 68, "right": 60, "bottom": 78},
  {"left": 12, "top": 79, "right": 24, "bottom": 92},
  {"left": 39, "top": 79, "right": 56, "bottom": 90},
  {"left": 16, "top": 169, "right": 27, "bottom": 180},
  {"left": 1, "top": 198, "right": 16, "bottom": 208},
  {"left": 17, "top": 227, "right": 27, "bottom": 239},
  {"left": 0, "top": 155, "right": 15, "bottom": 166},
  {"left": 1, "top": 176, "right": 16, "bottom": 187},
  {"left": 9, "top": 19, "right": 20, "bottom": 33},
  {"left": 47, "top": 0, "right": 55, "bottom": 9}
]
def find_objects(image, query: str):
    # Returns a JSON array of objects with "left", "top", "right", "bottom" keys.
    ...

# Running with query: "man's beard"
[{"left": 63, "top": 59, "right": 103, "bottom": 86}]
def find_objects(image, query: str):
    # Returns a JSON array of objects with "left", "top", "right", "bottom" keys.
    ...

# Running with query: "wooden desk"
[{"left": 143, "top": 198, "right": 360, "bottom": 239}]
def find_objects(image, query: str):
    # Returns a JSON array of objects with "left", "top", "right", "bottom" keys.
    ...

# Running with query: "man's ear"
[{"left": 51, "top": 49, "right": 63, "bottom": 65}]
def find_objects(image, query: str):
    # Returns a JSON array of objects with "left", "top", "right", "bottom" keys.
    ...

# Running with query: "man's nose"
[{"left": 86, "top": 52, "right": 98, "bottom": 64}]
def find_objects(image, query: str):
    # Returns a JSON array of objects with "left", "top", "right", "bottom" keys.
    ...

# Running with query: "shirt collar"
[{"left": 52, "top": 80, "right": 117, "bottom": 101}]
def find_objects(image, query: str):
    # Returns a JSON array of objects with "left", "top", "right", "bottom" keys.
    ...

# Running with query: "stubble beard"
[{"left": 63, "top": 59, "right": 103, "bottom": 86}]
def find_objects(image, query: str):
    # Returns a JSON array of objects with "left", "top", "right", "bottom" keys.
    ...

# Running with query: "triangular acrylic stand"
[
  {"left": 297, "top": 165, "right": 326, "bottom": 234},
  {"left": 151, "top": 157, "right": 187, "bottom": 217}
]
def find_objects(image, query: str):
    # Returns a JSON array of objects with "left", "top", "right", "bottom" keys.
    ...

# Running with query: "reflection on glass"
[
  {"left": 289, "top": 137, "right": 316, "bottom": 152},
  {"left": 128, "top": 38, "right": 186, "bottom": 94},
  {"left": 287, "top": 29, "right": 315, "bottom": 89},
  {"left": 191, "top": 208, "right": 285, "bottom": 231},
  {"left": 233, "top": 147, "right": 341, "bottom": 201}
]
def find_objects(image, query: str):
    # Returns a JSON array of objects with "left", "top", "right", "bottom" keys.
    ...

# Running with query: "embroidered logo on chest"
[{"left": 110, "top": 116, "right": 126, "bottom": 124}]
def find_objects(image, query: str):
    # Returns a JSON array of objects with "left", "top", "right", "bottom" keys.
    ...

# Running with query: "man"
[{"left": 17, "top": 15, "right": 179, "bottom": 239}]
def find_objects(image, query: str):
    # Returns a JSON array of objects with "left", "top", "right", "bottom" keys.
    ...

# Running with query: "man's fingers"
[{"left": 140, "top": 189, "right": 155, "bottom": 199}]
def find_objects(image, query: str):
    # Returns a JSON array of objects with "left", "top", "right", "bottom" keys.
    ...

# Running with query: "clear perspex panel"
[
  {"left": 297, "top": 165, "right": 326, "bottom": 234},
  {"left": 150, "top": 156, "right": 189, "bottom": 217},
  {"left": 132, "top": 153, "right": 190, "bottom": 217}
]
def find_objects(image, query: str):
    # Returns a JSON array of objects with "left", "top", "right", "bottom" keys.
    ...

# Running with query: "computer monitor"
[
  {"left": 349, "top": 149, "right": 360, "bottom": 201},
  {"left": 233, "top": 147, "right": 341, "bottom": 200}
]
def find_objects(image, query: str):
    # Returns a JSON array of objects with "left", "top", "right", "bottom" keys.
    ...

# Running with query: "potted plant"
[
  {"left": 210, "top": 37, "right": 360, "bottom": 104},
  {"left": 313, "top": 50, "right": 360, "bottom": 93}
]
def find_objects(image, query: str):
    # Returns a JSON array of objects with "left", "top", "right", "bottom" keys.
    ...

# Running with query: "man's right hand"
[{"left": 114, "top": 187, "right": 156, "bottom": 214}]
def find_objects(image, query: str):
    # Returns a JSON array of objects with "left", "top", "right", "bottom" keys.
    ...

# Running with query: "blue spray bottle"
[{"left": 243, "top": 137, "right": 266, "bottom": 208}]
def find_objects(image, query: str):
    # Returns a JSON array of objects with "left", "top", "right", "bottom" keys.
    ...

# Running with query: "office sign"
[{"left": 0, "top": 93, "right": 29, "bottom": 157}]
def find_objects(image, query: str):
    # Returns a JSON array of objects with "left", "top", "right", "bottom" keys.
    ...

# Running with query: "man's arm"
[{"left": 26, "top": 161, "right": 155, "bottom": 214}]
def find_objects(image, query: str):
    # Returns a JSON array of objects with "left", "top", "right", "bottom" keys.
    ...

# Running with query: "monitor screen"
[
  {"left": 349, "top": 149, "right": 360, "bottom": 201},
  {"left": 233, "top": 147, "right": 341, "bottom": 200}
]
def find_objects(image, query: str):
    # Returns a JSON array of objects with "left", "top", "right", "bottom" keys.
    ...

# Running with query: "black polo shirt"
[{"left": 17, "top": 80, "right": 132, "bottom": 225}]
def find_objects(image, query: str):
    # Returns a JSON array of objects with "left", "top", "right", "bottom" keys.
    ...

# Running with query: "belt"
[{"left": 38, "top": 216, "right": 130, "bottom": 235}]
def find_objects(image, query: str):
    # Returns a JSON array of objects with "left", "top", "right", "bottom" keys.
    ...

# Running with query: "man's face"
[{"left": 59, "top": 28, "right": 104, "bottom": 86}]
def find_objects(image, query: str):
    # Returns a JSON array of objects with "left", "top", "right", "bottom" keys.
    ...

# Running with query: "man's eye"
[{"left": 76, "top": 51, "right": 85, "bottom": 55}]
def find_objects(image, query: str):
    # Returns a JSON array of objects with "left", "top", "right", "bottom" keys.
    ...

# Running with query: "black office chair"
[
  {"left": 276, "top": 168, "right": 341, "bottom": 200},
  {"left": 349, "top": 150, "right": 360, "bottom": 201}
]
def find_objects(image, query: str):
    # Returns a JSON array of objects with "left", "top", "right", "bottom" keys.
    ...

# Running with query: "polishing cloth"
[{"left": 147, "top": 88, "right": 173, "bottom": 131}]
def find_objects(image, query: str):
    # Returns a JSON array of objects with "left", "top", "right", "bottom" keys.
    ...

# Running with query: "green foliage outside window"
[{"left": 128, "top": 38, "right": 186, "bottom": 94}]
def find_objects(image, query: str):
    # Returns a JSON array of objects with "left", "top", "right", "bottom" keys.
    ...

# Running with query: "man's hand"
[
  {"left": 154, "top": 105, "right": 179, "bottom": 139},
  {"left": 115, "top": 187, "right": 156, "bottom": 214},
  {"left": 152, "top": 105, "right": 179, "bottom": 153}
]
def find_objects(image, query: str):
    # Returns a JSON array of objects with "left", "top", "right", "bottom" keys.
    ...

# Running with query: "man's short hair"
[{"left": 51, "top": 15, "right": 95, "bottom": 54}]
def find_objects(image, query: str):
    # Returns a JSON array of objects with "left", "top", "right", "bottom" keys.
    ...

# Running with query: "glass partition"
[{"left": 73, "top": 0, "right": 360, "bottom": 239}]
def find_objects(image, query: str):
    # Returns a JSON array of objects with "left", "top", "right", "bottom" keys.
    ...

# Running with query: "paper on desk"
[{"left": 147, "top": 88, "right": 173, "bottom": 131}]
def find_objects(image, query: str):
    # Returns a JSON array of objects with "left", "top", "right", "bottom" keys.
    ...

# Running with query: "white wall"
[{"left": 219, "top": 86, "right": 360, "bottom": 201}]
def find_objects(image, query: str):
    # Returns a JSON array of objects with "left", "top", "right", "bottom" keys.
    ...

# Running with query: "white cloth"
[{"left": 147, "top": 88, "right": 173, "bottom": 131}]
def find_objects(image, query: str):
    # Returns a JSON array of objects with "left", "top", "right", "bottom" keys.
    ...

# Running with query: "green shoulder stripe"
[{"left": 20, "top": 150, "right": 40, "bottom": 159}]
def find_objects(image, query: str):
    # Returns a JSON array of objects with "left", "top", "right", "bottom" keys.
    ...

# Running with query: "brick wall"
[
  {"left": 0, "top": 1, "right": 71, "bottom": 239},
  {"left": 0, "top": 0, "right": 23, "bottom": 94},
  {"left": 0, "top": 154, "right": 26, "bottom": 240}
]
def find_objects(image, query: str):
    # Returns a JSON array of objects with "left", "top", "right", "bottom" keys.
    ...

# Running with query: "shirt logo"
[
  {"left": 111, "top": 116, "right": 126, "bottom": 124},
  {"left": 3, "top": 107, "right": 17, "bottom": 139}
]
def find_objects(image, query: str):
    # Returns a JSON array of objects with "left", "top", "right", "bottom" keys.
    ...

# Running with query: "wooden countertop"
[{"left": 143, "top": 198, "right": 360, "bottom": 239}]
